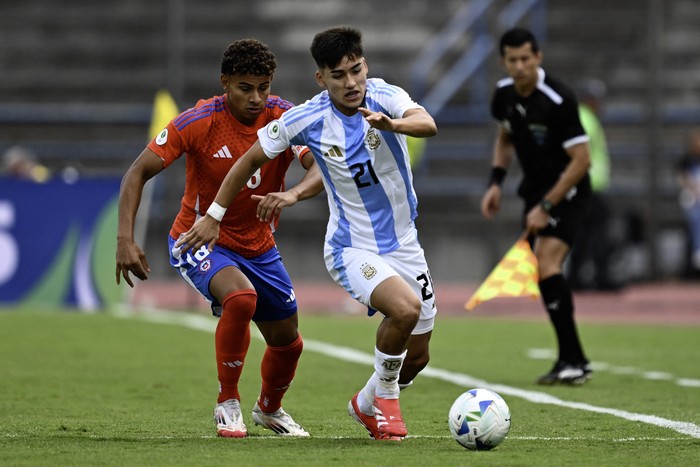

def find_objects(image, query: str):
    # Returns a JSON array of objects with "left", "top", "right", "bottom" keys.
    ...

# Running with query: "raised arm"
[{"left": 358, "top": 107, "right": 437, "bottom": 137}]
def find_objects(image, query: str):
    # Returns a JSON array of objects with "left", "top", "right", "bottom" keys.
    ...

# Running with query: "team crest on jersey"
[
  {"left": 199, "top": 258, "right": 212, "bottom": 273},
  {"left": 156, "top": 129, "right": 168, "bottom": 145},
  {"left": 529, "top": 124, "right": 548, "bottom": 145},
  {"left": 361, "top": 263, "right": 377, "bottom": 280},
  {"left": 366, "top": 128, "right": 381, "bottom": 150},
  {"left": 267, "top": 120, "right": 281, "bottom": 139}
]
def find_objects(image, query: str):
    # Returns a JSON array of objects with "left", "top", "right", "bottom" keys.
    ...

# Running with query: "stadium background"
[{"left": 1, "top": 0, "right": 699, "bottom": 309}]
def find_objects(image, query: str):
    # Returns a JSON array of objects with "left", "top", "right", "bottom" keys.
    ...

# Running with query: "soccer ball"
[{"left": 448, "top": 388, "right": 511, "bottom": 450}]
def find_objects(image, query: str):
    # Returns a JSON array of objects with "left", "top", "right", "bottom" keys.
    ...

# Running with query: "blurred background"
[{"left": 2, "top": 0, "right": 699, "bottom": 310}]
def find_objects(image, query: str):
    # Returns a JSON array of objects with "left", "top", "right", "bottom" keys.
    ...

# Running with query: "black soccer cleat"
[{"left": 536, "top": 361, "right": 591, "bottom": 385}]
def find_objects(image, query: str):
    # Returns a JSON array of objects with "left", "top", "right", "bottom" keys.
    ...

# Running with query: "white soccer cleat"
[
  {"left": 214, "top": 399, "right": 247, "bottom": 438},
  {"left": 252, "top": 402, "right": 310, "bottom": 437}
]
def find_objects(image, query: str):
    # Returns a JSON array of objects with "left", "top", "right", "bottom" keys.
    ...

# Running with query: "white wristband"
[{"left": 206, "top": 202, "right": 226, "bottom": 222}]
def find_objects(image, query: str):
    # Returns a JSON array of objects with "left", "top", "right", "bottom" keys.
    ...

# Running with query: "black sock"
[{"left": 538, "top": 274, "right": 587, "bottom": 364}]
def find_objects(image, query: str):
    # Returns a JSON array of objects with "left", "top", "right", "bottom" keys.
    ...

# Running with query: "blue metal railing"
[
  {"left": 410, "top": 0, "right": 492, "bottom": 102},
  {"left": 411, "top": 0, "right": 546, "bottom": 119}
]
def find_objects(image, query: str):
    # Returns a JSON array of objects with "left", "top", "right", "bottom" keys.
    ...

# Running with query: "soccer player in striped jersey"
[
  {"left": 116, "top": 39, "right": 323, "bottom": 438},
  {"left": 176, "top": 26, "right": 438, "bottom": 441},
  {"left": 481, "top": 27, "right": 592, "bottom": 385}
]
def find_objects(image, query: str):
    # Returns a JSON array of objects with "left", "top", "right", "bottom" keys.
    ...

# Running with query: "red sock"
[
  {"left": 258, "top": 333, "right": 303, "bottom": 413},
  {"left": 215, "top": 290, "right": 257, "bottom": 404}
]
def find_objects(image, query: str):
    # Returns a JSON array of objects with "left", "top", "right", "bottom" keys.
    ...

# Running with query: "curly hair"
[{"left": 221, "top": 39, "right": 277, "bottom": 76}]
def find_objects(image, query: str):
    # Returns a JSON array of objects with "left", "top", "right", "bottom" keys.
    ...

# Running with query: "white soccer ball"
[{"left": 448, "top": 388, "right": 511, "bottom": 450}]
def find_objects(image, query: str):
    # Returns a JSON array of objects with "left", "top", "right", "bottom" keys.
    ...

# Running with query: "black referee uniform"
[
  {"left": 491, "top": 67, "right": 591, "bottom": 378},
  {"left": 491, "top": 68, "right": 592, "bottom": 245}
]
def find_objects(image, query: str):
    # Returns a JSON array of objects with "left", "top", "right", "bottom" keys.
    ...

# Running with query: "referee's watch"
[{"left": 540, "top": 199, "right": 554, "bottom": 214}]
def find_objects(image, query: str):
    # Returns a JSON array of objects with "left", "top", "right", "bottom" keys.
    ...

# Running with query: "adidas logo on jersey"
[
  {"left": 212, "top": 145, "right": 233, "bottom": 159},
  {"left": 323, "top": 145, "right": 343, "bottom": 159}
]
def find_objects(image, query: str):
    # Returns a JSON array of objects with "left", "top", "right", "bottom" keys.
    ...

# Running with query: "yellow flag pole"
[{"left": 148, "top": 89, "right": 180, "bottom": 140}]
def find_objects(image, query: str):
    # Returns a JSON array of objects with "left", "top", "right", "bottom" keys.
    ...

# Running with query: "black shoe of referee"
[{"left": 536, "top": 361, "right": 591, "bottom": 385}]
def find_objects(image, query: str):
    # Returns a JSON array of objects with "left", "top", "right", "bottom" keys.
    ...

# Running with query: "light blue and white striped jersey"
[{"left": 258, "top": 78, "right": 423, "bottom": 254}]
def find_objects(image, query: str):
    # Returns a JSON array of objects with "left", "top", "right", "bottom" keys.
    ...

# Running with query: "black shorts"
[{"left": 523, "top": 189, "right": 591, "bottom": 247}]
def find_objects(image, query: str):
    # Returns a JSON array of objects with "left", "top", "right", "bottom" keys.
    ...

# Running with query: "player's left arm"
[
  {"left": 253, "top": 150, "right": 324, "bottom": 222},
  {"left": 358, "top": 107, "right": 437, "bottom": 137}
]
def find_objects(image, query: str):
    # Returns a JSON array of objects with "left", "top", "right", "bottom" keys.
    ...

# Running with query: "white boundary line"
[{"left": 114, "top": 308, "right": 700, "bottom": 439}]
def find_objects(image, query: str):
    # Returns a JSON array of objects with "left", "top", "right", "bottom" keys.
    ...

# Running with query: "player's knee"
[
  {"left": 222, "top": 289, "right": 257, "bottom": 322},
  {"left": 397, "top": 295, "right": 421, "bottom": 327}
]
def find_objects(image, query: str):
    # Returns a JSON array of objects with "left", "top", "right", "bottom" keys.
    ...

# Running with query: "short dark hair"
[
  {"left": 221, "top": 39, "right": 276, "bottom": 76},
  {"left": 310, "top": 26, "right": 364, "bottom": 70},
  {"left": 499, "top": 27, "right": 540, "bottom": 56}
]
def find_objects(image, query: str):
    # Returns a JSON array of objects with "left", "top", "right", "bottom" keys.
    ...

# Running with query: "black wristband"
[{"left": 489, "top": 167, "right": 507, "bottom": 187}]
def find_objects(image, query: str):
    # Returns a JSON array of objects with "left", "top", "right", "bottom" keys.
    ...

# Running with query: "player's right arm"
[
  {"left": 175, "top": 140, "right": 271, "bottom": 252},
  {"left": 116, "top": 148, "right": 165, "bottom": 287},
  {"left": 481, "top": 126, "right": 514, "bottom": 219}
]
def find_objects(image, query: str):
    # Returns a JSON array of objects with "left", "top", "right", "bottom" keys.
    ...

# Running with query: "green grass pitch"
[{"left": 0, "top": 309, "right": 698, "bottom": 466}]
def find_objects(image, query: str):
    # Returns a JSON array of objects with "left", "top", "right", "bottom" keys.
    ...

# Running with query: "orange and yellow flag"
[{"left": 464, "top": 239, "right": 540, "bottom": 311}]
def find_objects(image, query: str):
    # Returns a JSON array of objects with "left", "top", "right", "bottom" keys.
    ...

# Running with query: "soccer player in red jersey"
[{"left": 116, "top": 39, "right": 323, "bottom": 437}]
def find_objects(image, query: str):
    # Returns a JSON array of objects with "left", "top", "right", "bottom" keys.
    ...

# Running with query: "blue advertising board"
[{"left": 0, "top": 177, "right": 122, "bottom": 310}]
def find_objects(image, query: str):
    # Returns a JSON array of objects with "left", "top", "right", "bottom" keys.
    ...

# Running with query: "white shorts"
[{"left": 324, "top": 236, "right": 437, "bottom": 335}]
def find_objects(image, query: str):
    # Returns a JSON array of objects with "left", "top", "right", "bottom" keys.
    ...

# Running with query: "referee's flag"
[{"left": 464, "top": 239, "right": 540, "bottom": 311}]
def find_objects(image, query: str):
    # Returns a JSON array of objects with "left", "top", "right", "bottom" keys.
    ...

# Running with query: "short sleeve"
[
  {"left": 559, "top": 93, "right": 588, "bottom": 146},
  {"left": 367, "top": 79, "right": 421, "bottom": 119},
  {"left": 146, "top": 120, "right": 187, "bottom": 168},
  {"left": 390, "top": 88, "right": 423, "bottom": 119},
  {"left": 257, "top": 119, "right": 291, "bottom": 160}
]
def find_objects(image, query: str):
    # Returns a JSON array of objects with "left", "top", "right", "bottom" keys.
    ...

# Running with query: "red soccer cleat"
[
  {"left": 373, "top": 396, "right": 408, "bottom": 438},
  {"left": 348, "top": 393, "right": 403, "bottom": 440}
]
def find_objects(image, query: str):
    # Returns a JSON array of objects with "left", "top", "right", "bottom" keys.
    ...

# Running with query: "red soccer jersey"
[{"left": 147, "top": 94, "right": 304, "bottom": 257}]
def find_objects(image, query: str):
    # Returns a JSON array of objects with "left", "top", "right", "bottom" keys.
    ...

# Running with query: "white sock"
[
  {"left": 373, "top": 347, "right": 406, "bottom": 400},
  {"left": 357, "top": 373, "right": 378, "bottom": 416}
]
